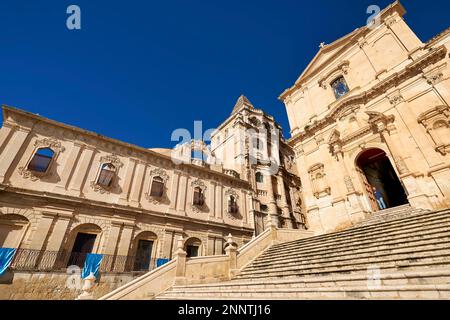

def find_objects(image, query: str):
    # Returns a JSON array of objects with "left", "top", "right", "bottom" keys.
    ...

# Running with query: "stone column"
[
  {"left": 117, "top": 159, "right": 137, "bottom": 205},
  {"left": 208, "top": 181, "right": 216, "bottom": 219},
  {"left": 0, "top": 126, "right": 31, "bottom": 184},
  {"left": 67, "top": 145, "right": 96, "bottom": 197},
  {"left": 174, "top": 236, "right": 187, "bottom": 285},
  {"left": 225, "top": 234, "right": 238, "bottom": 278},
  {"left": 160, "top": 229, "right": 175, "bottom": 259},
  {"left": 116, "top": 224, "right": 134, "bottom": 256},
  {"left": 168, "top": 170, "right": 181, "bottom": 213},
  {"left": 28, "top": 213, "right": 55, "bottom": 250},
  {"left": 0, "top": 122, "right": 14, "bottom": 151},
  {"left": 103, "top": 223, "right": 121, "bottom": 255},
  {"left": 277, "top": 174, "right": 293, "bottom": 229},
  {"left": 265, "top": 174, "right": 279, "bottom": 228},
  {"left": 44, "top": 212, "right": 73, "bottom": 251},
  {"left": 176, "top": 173, "right": 188, "bottom": 214},
  {"left": 129, "top": 161, "right": 146, "bottom": 206},
  {"left": 53, "top": 142, "right": 83, "bottom": 193},
  {"left": 215, "top": 184, "right": 223, "bottom": 219}
]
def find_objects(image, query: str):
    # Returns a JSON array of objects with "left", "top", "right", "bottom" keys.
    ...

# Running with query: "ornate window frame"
[
  {"left": 145, "top": 168, "right": 170, "bottom": 204},
  {"left": 190, "top": 179, "right": 207, "bottom": 212},
  {"left": 90, "top": 154, "right": 123, "bottom": 194},
  {"left": 18, "top": 138, "right": 65, "bottom": 181},
  {"left": 318, "top": 60, "right": 350, "bottom": 90},
  {"left": 418, "top": 105, "right": 450, "bottom": 155},
  {"left": 308, "top": 163, "right": 331, "bottom": 199},
  {"left": 225, "top": 188, "right": 240, "bottom": 218}
]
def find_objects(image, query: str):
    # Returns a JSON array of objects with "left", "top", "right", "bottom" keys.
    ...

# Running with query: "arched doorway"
[
  {"left": 65, "top": 224, "right": 102, "bottom": 268},
  {"left": 184, "top": 237, "right": 202, "bottom": 257},
  {"left": 132, "top": 231, "right": 157, "bottom": 271},
  {"left": 356, "top": 148, "right": 408, "bottom": 211},
  {"left": 0, "top": 214, "right": 29, "bottom": 248}
]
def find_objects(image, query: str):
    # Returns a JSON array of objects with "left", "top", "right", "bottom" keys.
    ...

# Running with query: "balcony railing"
[{"left": 8, "top": 248, "right": 170, "bottom": 274}]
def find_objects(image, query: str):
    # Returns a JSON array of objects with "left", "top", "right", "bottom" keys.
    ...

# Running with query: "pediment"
[{"left": 294, "top": 28, "right": 365, "bottom": 85}]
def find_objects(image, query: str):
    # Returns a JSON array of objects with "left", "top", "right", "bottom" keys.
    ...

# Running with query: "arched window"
[
  {"left": 193, "top": 187, "right": 205, "bottom": 206},
  {"left": 331, "top": 76, "right": 349, "bottom": 99},
  {"left": 27, "top": 148, "right": 54, "bottom": 173},
  {"left": 228, "top": 195, "right": 238, "bottom": 214},
  {"left": 150, "top": 176, "right": 164, "bottom": 197},
  {"left": 97, "top": 163, "right": 116, "bottom": 187},
  {"left": 260, "top": 204, "right": 268, "bottom": 212},
  {"left": 255, "top": 172, "right": 264, "bottom": 183}
]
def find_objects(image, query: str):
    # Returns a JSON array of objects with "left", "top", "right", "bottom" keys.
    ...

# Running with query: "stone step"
[
  {"left": 237, "top": 252, "right": 450, "bottom": 280},
  {"left": 264, "top": 212, "right": 450, "bottom": 256},
  {"left": 259, "top": 217, "right": 450, "bottom": 261},
  {"left": 154, "top": 207, "right": 450, "bottom": 300},
  {"left": 170, "top": 269, "right": 450, "bottom": 290},
  {"left": 255, "top": 225, "right": 450, "bottom": 263},
  {"left": 355, "top": 209, "right": 430, "bottom": 226},
  {"left": 246, "top": 235, "right": 450, "bottom": 270},
  {"left": 157, "top": 284, "right": 450, "bottom": 300}
]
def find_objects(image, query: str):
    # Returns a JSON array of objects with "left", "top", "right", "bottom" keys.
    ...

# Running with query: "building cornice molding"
[
  {"left": 289, "top": 45, "right": 447, "bottom": 145},
  {"left": 0, "top": 185, "right": 254, "bottom": 235}
]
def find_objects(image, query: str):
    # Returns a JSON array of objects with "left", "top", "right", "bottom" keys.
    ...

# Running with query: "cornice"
[
  {"left": 289, "top": 45, "right": 447, "bottom": 145},
  {"left": 0, "top": 185, "right": 254, "bottom": 234},
  {"left": 1, "top": 104, "right": 253, "bottom": 188}
]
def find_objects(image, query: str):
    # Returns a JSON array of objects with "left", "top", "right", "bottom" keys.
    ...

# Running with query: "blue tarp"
[
  {"left": 156, "top": 258, "right": 170, "bottom": 268},
  {"left": 81, "top": 253, "right": 103, "bottom": 279},
  {"left": 0, "top": 248, "right": 16, "bottom": 277}
]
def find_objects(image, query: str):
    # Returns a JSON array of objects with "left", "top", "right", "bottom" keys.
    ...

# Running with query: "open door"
[{"left": 356, "top": 166, "right": 379, "bottom": 211}]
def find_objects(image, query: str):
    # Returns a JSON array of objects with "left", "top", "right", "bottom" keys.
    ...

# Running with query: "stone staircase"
[
  {"left": 353, "top": 204, "right": 430, "bottom": 227},
  {"left": 156, "top": 206, "right": 450, "bottom": 299}
]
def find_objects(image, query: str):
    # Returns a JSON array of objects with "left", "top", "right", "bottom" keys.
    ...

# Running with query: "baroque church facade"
[
  {"left": 280, "top": 1, "right": 450, "bottom": 233},
  {"left": 0, "top": 0, "right": 449, "bottom": 298}
]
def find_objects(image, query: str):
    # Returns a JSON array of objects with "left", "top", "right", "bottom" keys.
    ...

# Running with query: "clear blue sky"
[{"left": 0, "top": 0, "right": 448, "bottom": 148}]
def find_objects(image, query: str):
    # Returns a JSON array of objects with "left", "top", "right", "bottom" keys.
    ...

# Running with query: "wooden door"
[{"left": 356, "top": 166, "right": 379, "bottom": 211}]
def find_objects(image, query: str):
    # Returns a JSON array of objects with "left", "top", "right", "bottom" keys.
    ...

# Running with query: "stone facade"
[
  {"left": 210, "top": 95, "right": 306, "bottom": 235},
  {"left": 280, "top": 1, "right": 450, "bottom": 234},
  {"left": 0, "top": 106, "right": 260, "bottom": 261}
]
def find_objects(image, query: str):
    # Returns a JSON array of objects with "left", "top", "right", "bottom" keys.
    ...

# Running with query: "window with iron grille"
[
  {"left": 27, "top": 148, "right": 54, "bottom": 173},
  {"left": 331, "top": 76, "right": 350, "bottom": 99},
  {"left": 150, "top": 176, "right": 164, "bottom": 197},
  {"left": 97, "top": 163, "right": 116, "bottom": 187},
  {"left": 193, "top": 187, "right": 205, "bottom": 206}
]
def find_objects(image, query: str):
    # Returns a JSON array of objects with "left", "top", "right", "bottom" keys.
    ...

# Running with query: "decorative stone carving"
[
  {"left": 99, "top": 154, "right": 124, "bottom": 169},
  {"left": 145, "top": 168, "right": 170, "bottom": 204},
  {"left": 18, "top": 138, "right": 65, "bottom": 181},
  {"left": 308, "top": 163, "right": 331, "bottom": 199},
  {"left": 17, "top": 166, "right": 41, "bottom": 181},
  {"left": 225, "top": 189, "right": 240, "bottom": 219},
  {"left": 425, "top": 71, "right": 444, "bottom": 85},
  {"left": 366, "top": 111, "right": 395, "bottom": 134},
  {"left": 90, "top": 181, "right": 111, "bottom": 194},
  {"left": 344, "top": 175, "right": 355, "bottom": 193},
  {"left": 392, "top": 156, "right": 408, "bottom": 175},
  {"left": 34, "top": 138, "right": 66, "bottom": 153},
  {"left": 288, "top": 45, "right": 447, "bottom": 141},
  {"left": 190, "top": 179, "right": 207, "bottom": 213},
  {"left": 318, "top": 61, "right": 350, "bottom": 89},
  {"left": 387, "top": 91, "right": 404, "bottom": 106},
  {"left": 149, "top": 168, "right": 169, "bottom": 182},
  {"left": 90, "top": 154, "right": 124, "bottom": 194},
  {"left": 418, "top": 105, "right": 450, "bottom": 155}
]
